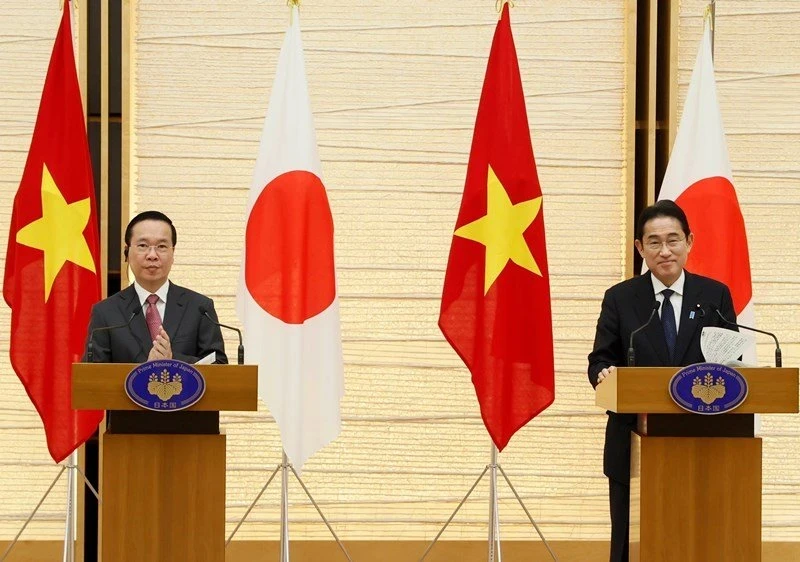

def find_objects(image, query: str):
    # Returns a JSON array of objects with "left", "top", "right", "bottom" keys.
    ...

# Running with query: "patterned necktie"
[
  {"left": 145, "top": 294, "right": 162, "bottom": 341},
  {"left": 661, "top": 288, "right": 677, "bottom": 363}
]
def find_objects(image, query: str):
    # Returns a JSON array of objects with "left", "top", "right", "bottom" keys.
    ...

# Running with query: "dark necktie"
[
  {"left": 145, "top": 294, "right": 162, "bottom": 341},
  {"left": 661, "top": 288, "right": 677, "bottom": 363}
]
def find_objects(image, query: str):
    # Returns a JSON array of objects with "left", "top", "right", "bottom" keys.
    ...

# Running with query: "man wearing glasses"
[
  {"left": 588, "top": 200, "right": 736, "bottom": 562},
  {"left": 84, "top": 210, "right": 227, "bottom": 366}
]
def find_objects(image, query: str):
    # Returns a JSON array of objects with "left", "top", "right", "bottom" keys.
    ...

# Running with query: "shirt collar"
[
  {"left": 651, "top": 270, "right": 685, "bottom": 296},
  {"left": 133, "top": 279, "right": 170, "bottom": 306}
]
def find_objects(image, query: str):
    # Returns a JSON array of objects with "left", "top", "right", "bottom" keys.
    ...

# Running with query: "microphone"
[
  {"left": 627, "top": 301, "right": 661, "bottom": 367},
  {"left": 87, "top": 308, "right": 141, "bottom": 363},
  {"left": 710, "top": 304, "right": 782, "bottom": 367},
  {"left": 199, "top": 306, "right": 244, "bottom": 365}
]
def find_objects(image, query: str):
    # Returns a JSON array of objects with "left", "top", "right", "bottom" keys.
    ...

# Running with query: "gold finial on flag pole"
[
  {"left": 495, "top": 0, "right": 515, "bottom": 13},
  {"left": 704, "top": 2, "right": 715, "bottom": 31},
  {"left": 704, "top": 0, "right": 716, "bottom": 58},
  {"left": 287, "top": 0, "right": 300, "bottom": 25}
]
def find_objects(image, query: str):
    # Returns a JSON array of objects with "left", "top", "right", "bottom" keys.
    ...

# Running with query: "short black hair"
[
  {"left": 635, "top": 200, "right": 691, "bottom": 240},
  {"left": 124, "top": 211, "right": 177, "bottom": 247}
]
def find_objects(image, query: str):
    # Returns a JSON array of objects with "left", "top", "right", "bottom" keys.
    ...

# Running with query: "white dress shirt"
[
  {"left": 133, "top": 280, "right": 170, "bottom": 322},
  {"left": 651, "top": 270, "right": 684, "bottom": 333}
]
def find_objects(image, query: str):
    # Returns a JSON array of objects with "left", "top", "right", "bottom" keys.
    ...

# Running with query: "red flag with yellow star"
[
  {"left": 439, "top": 4, "right": 554, "bottom": 451},
  {"left": 3, "top": 3, "right": 103, "bottom": 463}
]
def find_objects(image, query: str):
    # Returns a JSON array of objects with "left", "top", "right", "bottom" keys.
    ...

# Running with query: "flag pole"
[
  {"left": 280, "top": 450, "right": 290, "bottom": 562},
  {"left": 487, "top": 444, "right": 501, "bottom": 562},
  {"left": 62, "top": 451, "right": 101, "bottom": 562},
  {"left": 0, "top": 467, "right": 66, "bottom": 562},
  {"left": 62, "top": 452, "right": 76, "bottom": 562},
  {"left": 0, "top": 452, "right": 100, "bottom": 562},
  {"left": 706, "top": 0, "right": 716, "bottom": 58},
  {"left": 419, "top": 440, "right": 559, "bottom": 562},
  {"left": 226, "top": 451, "right": 353, "bottom": 562}
]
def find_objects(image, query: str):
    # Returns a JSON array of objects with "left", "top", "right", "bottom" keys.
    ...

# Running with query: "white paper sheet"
[
  {"left": 701, "top": 327, "right": 754, "bottom": 365},
  {"left": 195, "top": 352, "right": 216, "bottom": 365}
]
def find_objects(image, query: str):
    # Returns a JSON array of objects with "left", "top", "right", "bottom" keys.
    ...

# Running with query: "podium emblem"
[
  {"left": 669, "top": 363, "right": 748, "bottom": 415},
  {"left": 125, "top": 360, "right": 206, "bottom": 411},
  {"left": 148, "top": 369, "right": 182, "bottom": 400}
]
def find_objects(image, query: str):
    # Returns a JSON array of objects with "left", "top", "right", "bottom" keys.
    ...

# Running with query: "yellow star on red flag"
[
  {"left": 15, "top": 163, "right": 96, "bottom": 301},
  {"left": 454, "top": 165, "right": 542, "bottom": 294}
]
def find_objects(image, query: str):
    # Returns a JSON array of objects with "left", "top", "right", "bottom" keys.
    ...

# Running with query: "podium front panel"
[{"left": 101, "top": 433, "right": 225, "bottom": 562}]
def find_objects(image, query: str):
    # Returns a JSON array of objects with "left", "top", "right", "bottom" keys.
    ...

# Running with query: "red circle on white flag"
[
  {"left": 677, "top": 176, "right": 752, "bottom": 315},
  {"left": 245, "top": 170, "right": 335, "bottom": 324}
]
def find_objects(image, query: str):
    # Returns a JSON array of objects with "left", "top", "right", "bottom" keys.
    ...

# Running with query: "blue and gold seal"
[
  {"left": 125, "top": 360, "right": 206, "bottom": 411},
  {"left": 669, "top": 362, "right": 748, "bottom": 415}
]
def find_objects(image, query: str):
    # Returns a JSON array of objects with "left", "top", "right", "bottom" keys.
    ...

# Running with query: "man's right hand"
[
  {"left": 597, "top": 365, "right": 617, "bottom": 385},
  {"left": 148, "top": 327, "right": 172, "bottom": 361}
]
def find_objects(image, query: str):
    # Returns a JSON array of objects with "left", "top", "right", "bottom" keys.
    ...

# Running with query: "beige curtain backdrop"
[{"left": 0, "top": 0, "right": 797, "bottom": 545}]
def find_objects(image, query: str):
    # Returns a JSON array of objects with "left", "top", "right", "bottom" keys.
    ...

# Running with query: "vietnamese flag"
[
  {"left": 236, "top": 5, "right": 343, "bottom": 472},
  {"left": 656, "top": 21, "right": 755, "bottom": 361},
  {"left": 3, "top": 2, "right": 103, "bottom": 463},
  {"left": 439, "top": 4, "right": 555, "bottom": 451}
]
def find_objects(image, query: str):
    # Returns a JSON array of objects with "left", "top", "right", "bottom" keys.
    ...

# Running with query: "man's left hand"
[{"left": 148, "top": 327, "right": 172, "bottom": 360}]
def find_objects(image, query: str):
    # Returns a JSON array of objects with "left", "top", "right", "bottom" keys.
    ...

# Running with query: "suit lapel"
[
  {"left": 117, "top": 284, "right": 150, "bottom": 362},
  {"left": 673, "top": 271, "right": 703, "bottom": 365},
  {"left": 635, "top": 272, "right": 671, "bottom": 365},
  {"left": 163, "top": 282, "right": 188, "bottom": 340}
]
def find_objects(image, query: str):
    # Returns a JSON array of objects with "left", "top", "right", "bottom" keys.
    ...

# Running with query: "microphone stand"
[
  {"left": 199, "top": 308, "right": 244, "bottom": 365},
  {"left": 87, "top": 309, "right": 140, "bottom": 363},
  {"left": 713, "top": 307, "right": 782, "bottom": 367},
  {"left": 628, "top": 301, "right": 661, "bottom": 367}
]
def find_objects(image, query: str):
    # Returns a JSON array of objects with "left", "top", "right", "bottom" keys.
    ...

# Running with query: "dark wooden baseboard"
[{"left": 2, "top": 540, "right": 798, "bottom": 561}]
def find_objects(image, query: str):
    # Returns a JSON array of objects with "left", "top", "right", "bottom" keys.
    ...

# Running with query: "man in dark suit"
[
  {"left": 588, "top": 200, "right": 736, "bottom": 562},
  {"left": 84, "top": 210, "right": 226, "bottom": 364},
  {"left": 84, "top": 211, "right": 227, "bottom": 431}
]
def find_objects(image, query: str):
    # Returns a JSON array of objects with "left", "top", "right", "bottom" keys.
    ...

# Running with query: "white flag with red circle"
[
  {"left": 657, "top": 21, "right": 755, "bottom": 362},
  {"left": 237, "top": 6, "right": 343, "bottom": 470}
]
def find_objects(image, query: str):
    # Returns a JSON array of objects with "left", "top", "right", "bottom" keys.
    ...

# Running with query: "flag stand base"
[
  {"left": 0, "top": 451, "right": 100, "bottom": 562},
  {"left": 226, "top": 450, "right": 353, "bottom": 562},
  {"left": 418, "top": 442, "right": 559, "bottom": 562}
]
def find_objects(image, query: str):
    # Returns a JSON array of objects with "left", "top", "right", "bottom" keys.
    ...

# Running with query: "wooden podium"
[
  {"left": 72, "top": 363, "right": 258, "bottom": 562},
  {"left": 596, "top": 367, "right": 798, "bottom": 562}
]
